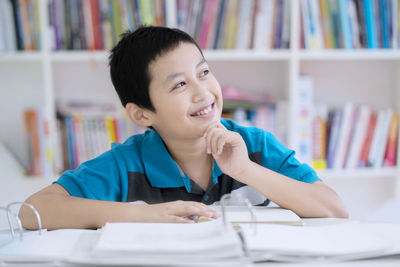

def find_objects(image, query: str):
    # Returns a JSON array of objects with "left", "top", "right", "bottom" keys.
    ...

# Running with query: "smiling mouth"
[{"left": 191, "top": 103, "right": 214, "bottom": 117}]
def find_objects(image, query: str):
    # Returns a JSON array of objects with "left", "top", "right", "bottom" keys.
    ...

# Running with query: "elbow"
[
  {"left": 324, "top": 205, "right": 349, "bottom": 219},
  {"left": 334, "top": 207, "right": 349, "bottom": 219},
  {"left": 18, "top": 195, "right": 42, "bottom": 230}
]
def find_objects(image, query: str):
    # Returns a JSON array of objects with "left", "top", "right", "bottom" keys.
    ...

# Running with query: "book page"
[
  {"left": 212, "top": 206, "right": 303, "bottom": 225},
  {"left": 242, "top": 222, "right": 393, "bottom": 258},
  {"left": 0, "top": 229, "right": 90, "bottom": 261},
  {"left": 92, "top": 219, "right": 243, "bottom": 259}
]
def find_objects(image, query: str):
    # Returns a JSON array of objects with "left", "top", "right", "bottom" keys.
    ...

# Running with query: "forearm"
[
  {"left": 237, "top": 161, "right": 348, "bottom": 218},
  {"left": 20, "top": 193, "right": 140, "bottom": 230}
]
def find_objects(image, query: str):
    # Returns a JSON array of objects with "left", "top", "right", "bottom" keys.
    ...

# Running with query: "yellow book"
[
  {"left": 139, "top": 0, "right": 155, "bottom": 26},
  {"left": 104, "top": 117, "right": 117, "bottom": 148}
]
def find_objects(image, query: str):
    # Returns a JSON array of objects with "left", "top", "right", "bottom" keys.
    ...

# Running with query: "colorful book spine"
[
  {"left": 24, "top": 110, "right": 40, "bottom": 175},
  {"left": 313, "top": 105, "right": 328, "bottom": 169},
  {"left": 384, "top": 112, "right": 399, "bottom": 167},
  {"left": 345, "top": 105, "right": 372, "bottom": 169},
  {"left": 327, "top": 109, "right": 342, "bottom": 168},
  {"left": 358, "top": 112, "right": 377, "bottom": 167},
  {"left": 367, "top": 109, "right": 386, "bottom": 167},
  {"left": 332, "top": 104, "right": 356, "bottom": 169},
  {"left": 374, "top": 109, "right": 393, "bottom": 167},
  {"left": 364, "top": 0, "right": 378, "bottom": 48},
  {"left": 338, "top": 0, "right": 353, "bottom": 49},
  {"left": 380, "top": 0, "right": 389, "bottom": 48},
  {"left": 295, "top": 76, "right": 314, "bottom": 165}
]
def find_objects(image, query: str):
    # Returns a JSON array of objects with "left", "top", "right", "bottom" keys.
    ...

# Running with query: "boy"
[{"left": 20, "top": 26, "right": 348, "bottom": 230}]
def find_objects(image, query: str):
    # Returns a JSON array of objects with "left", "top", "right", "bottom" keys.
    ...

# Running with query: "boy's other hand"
[
  {"left": 138, "top": 201, "right": 219, "bottom": 223},
  {"left": 204, "top": 123, "right": 250, "bottom": 179}
]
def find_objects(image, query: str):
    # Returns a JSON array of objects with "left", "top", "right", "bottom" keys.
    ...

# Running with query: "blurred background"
[{"left": 0, "top": 0, "right": 399, "bottom": 228}]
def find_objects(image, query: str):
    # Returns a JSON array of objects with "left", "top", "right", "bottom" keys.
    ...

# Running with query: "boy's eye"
[
  {"left": 200, "top": 70, "right": 209, "bottom": 77},
  {"left": 174, "top": 81, "right": 186, "bottom": 89}
]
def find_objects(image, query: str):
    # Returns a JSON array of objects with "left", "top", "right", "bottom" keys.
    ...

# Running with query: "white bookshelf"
[{"left": 0, "top": 0, "right": 399, "bottom": 219}]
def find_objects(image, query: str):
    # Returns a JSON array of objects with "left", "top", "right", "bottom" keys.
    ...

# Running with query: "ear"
[{"left": 126, "top": 103, "right": 153, "bottom": 127}]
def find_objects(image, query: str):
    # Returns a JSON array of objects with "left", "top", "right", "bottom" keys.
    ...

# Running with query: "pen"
[{"left": 185, "top": 215, "right": 212, "bottom": 223}]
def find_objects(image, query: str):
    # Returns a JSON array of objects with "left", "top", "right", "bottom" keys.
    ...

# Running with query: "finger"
[
  {"left": 192, "top": 202, "right": 220, "bottom": 217},
  {"left": 207, "top": 127, "right": 224, "bottom": 155},
  {"left": 213, "top": 130, "right": 228, "bottom": 156},
  {"left": 177, "top": 202, "right": 220, "bottom": 219},
  {"left": 173, "top": 202, "right": 218, "bottom": 218},
  {"left": 206, "top": 126, "right": 223, "bottom": 153},
  {"left": 204, "top": 121, "right": 221, "bottom": 136},
  {"left": 169, "top": 216, "right": 196, "bottom": 223},
  {"left": 215, "top": 133, "right": 227, "bottom": 155}
]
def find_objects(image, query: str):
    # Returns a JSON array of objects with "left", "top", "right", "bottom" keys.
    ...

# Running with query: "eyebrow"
[{"left": 164, "top": 58, "right": 207, "bottom": 84}]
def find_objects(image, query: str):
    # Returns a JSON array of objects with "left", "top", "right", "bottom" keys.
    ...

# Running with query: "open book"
[
  {"left": 66, "top": 219, "right": 400, "bottom": 265},
  {"left": 2, "top": 200, "right": 400, "bottom": 265}
]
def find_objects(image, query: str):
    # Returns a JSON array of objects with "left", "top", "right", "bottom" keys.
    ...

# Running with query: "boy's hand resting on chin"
[
  {"left": 139, "top": 200, "right": 219, "bottom": 223},
  {"left": 204, "top": 123, "right": 250, "bottom": 179}
]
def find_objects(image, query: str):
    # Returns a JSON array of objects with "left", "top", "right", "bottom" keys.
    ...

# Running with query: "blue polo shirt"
[{"left": 55, "top": 119, "right": 321, "bottom": 205}]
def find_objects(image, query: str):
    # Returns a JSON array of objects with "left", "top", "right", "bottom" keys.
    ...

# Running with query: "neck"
[
  {"left": 162, "top": 135, "right": 211, "bottom": 166},
  {"left": 157, "top": 131, "right": 214, "bottom": 191}
]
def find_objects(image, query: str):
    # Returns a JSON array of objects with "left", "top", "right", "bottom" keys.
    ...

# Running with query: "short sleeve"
[
  {"left": 54, "top": 150, "right": 123, "bottom": 201},
  {"left": 262, "top": 132, "right": 321, "bottom": 183}
]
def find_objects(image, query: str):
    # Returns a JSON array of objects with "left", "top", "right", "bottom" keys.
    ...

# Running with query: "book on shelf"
[
  {"left": 47, "top": 0, "right": 168, "bottom": 51},
  {"left": 221, "top": 85, "right": 288, "bottom": 145},
  {"left": 5, "top": 0, "right": 292, "bottom": 51},
  {"left": 368, "top": 109, "right": 393, "bottom": 168},
  {"left": 0, "top": 0, "right": 41, "bottom": 52},
  {"left": 55, "top": 102, "right": 145, "bottom": 172},
  {"left": 312, "top": 105, "right": 328, "bottom": 169},
  {"left": 312, "top": 104, "right": 399, "bottom": 171},
  {"left": 293, "top": 76, "right": 314, "bottom": 166},
  {"left": 300, "top": 0, "right": 400, "bottom": 49},
  {"left": 333, "top": 103, "right": 357, "bottom": 169},
  {"left": 358, "top": 112, "right": 378, "bottom": 167},
  {"left": 23, "top": 108, "right": 54, "bottom": 177},
  {"left": 345, "top": 105, "right": 372, "bottom": 169},
  {"left": 384, "top": 112, "right": 399, "bottom": 166}
]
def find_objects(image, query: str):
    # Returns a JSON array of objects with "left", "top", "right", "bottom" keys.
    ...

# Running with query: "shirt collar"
[{"left": 141, "top": 129, "right": 223, "bottom": 191}]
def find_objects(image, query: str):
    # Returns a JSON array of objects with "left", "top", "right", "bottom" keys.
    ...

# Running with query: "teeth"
[{"left": 195, "top": 105, "right": 212, "bottom": 116}]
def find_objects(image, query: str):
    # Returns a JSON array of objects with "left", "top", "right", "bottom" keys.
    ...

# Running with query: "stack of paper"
[
  {"left": 0, "top": 229, "right": 89, "bottom": 263},
  {"left": 92, "top": 219, "right": 243, "bottom": 260},
  {"left": 242, "top": 222, "right": 400, "bottom": 261}
]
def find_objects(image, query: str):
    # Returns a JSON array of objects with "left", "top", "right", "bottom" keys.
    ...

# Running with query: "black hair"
[{"left": 109, "top": 26, "right": 203, "bottom": 111}]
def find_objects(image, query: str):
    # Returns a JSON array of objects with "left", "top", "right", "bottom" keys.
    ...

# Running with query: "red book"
[
  {"left": 90, "top": 0, "right": 102, "bottom": 50},
  {"left": 197, "top": 0, "right": 214, "bottom": 49},
  {"left": 24, "top": 110, "right": 40, "bottom": 175},
  {"left": 154, "top": 0, "right": 165, "bottom": 26},
  {"left": 384, "top": 113, "right": 399, "bottom": 167},
  {"left": 358, "top": 113, "right": 377, "bottom": 167}
]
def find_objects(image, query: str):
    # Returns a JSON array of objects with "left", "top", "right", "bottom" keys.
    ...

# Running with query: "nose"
[{"left": 192, "top": 80, "right": 208, "bottom": 103}]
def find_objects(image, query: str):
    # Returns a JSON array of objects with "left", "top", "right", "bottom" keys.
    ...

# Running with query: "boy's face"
[{"left": 146, "top": 42, "right": 223, "bottom": 140}]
